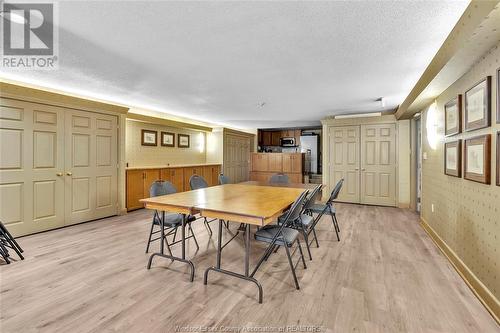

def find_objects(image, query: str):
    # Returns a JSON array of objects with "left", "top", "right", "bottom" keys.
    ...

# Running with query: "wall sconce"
[
  {"left": 197, "top": 132, "right": 205, "bottom": 153},
  {"left": 426, "top": 101, "right": 440, "bottom": 150}
]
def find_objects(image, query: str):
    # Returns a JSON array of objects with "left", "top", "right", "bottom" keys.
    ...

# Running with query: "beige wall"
[
  {"left": 420, "top": 43, "right": 500, "bottom": 302},
  {"left": 397, "top": 119, "right": 411, "bottom": 207},
  {"left": 125, "top": 119, "right": 206, "bottom": 167},
  {"left": 206, "top": 127, "right": 224, "bottom": 164}
]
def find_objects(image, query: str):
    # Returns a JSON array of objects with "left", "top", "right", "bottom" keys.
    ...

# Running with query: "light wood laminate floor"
[{"left": 1, "top": 204, "right": 498, "bottom": 332}]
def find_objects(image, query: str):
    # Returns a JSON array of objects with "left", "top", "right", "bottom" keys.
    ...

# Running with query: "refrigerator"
[{"left": 300, "top": 135, "right": 319, "bottom": 174}]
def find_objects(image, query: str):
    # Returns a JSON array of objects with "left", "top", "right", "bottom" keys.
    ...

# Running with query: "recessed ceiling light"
[{"left": 0, "top": 11, "right": 27, "bottom": 24}]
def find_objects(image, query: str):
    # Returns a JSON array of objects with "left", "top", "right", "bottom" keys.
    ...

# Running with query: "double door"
[
  {"left": 329, "top": 124, "right": 396, "bottom": 206},
  {"left": 0, "top": 98, "right": 118, "bottom": 236}
]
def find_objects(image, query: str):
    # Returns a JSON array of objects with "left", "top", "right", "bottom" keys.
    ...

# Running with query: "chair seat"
[
  {"left": 254, "top": 225, "right": 299, "bottom": 246},
  {"left": 153, "top": 213, "right": 196, "bottom": 226},
  {"left": 308, "top": 203, "right": 335, "bottom": 214},
  {"left": 278, "top": 213, "right": 314, "bottom": 227}
]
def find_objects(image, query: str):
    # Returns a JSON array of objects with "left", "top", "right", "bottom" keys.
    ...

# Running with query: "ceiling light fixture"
[
  {"left": 376, "top": 97, "right": 386, "bottom": 108},
  {"left": 0, "top": 11, "right": 27, "bottom": 24}
]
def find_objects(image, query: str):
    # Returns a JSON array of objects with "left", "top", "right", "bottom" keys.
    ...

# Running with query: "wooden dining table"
[{"left": 140, "top": 183, "right": 307, "bottom": 303}]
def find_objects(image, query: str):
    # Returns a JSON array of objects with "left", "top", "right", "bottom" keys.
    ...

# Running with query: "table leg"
[
  {"left": 216, "top": 219, "right": 223, "bottom": 268},
  {"left": 181, "top": 214, "right": 186, "bottom": 260},
  {"left": 160, "top": 211, "right": 165, "bottom": 255},
  {"left": 147, "top": 212, "right": 195, "bottom": 282},
  {"left": 204, "top": 222, "right": 263, "bottom": 303},
  {"left": 245, "top": 223, "right": 250, "bottom": 276}
]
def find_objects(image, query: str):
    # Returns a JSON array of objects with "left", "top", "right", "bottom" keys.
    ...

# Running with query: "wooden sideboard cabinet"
[
  {"left": 126, "top": 169, "right": 161, "bottom": 211},
  {"left": 126, "top": 164, "right": 221, "bottom": 211}
]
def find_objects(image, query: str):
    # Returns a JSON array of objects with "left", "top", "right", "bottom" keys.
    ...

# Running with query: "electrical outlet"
[{"left": 431, "top": 204, "right": 435, "bottom": 213}]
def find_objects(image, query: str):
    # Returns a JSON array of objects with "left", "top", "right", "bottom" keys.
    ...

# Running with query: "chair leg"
[
  {"left": 330, "top": 213, "right": 340, "bottom": 241},
  {"left": 284, "top": 243, "right": 300, "bottom": 290},
  {"left": 296, "top": 239, "right": 307, "bottom": 269},
  {"left": 204, "top": 217, "right": 213, "bottom": 236},
  {"left": 145, "top": 221, "right": 155, "bottom": 253},
  {"left": 301, "top": 226, "right": 313, "bottom": 261},
  {"left": 333, "top": 213, "right": 340, "bottom": 233},
  {"left": 188, "top": 222, "right": 200, "bottom": 250},
  {"left": 163, "top": 227, "right": 173, "bottom": 256},
  {"left": 311, "top": 227, "right": 320, "bottom": 248},
  {"left": 264, "top": 244, "right": 276, "bottom": 261}
]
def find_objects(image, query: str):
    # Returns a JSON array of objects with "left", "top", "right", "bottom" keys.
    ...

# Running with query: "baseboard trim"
[{"left": 420, "top": 218, "right": 500, "bottom": 324}]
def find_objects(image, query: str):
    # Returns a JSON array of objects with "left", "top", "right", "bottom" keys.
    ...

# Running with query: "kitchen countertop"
[{"left": 126, "top": 163, "right": 221, "bottom": 170}]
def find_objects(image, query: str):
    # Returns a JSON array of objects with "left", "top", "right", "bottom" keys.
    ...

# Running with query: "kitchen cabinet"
[
  {"left": 126, "top": 168, "right": 160, "bottom": 211},
  {"left": 262, "top": 131, "right": 272, "bottom": 146},
  {"left": 268, "top": 154, "right": 283, "bottom": 172},
  {"left": 282, "top": 153, "right": 302, "bottom": 173},
  {"left": 160, "top": 167, "right": 184, "bottom": 192},
  {"left": 251, "top": 153, "right": 269, "bottom": 171},
  {"left": 281, "top": 129, "right": 295, "bottom": 138},
  {"left": 250, "top": 153, "right": 304, "bottom": 183},
  {"left": 271, "top": 131, "right": 281, "bottom": 146},
  {"left": 294, "top": 129, "right": 301, "bottom": 146}
]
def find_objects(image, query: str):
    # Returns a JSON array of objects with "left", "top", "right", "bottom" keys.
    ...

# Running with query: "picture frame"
[
  {"left": 497, "top": 131, "right": 500, "bottom": 186},
  {"left": 444, "top": 95, "right": 461, "bottom": 136},
  {"left": 497, "top": 67, "right": 499, "bottom": 124},
  {"left": 464, "top": 76, "right": 491, "bottom": 131},
  {"left": 161, "top": 132, "right": 175, "bottom": 147},
  {"left": 178, "top": 134, "right": 190, "bottom": 148},
  {"left": 464, "top": 134, "right": 491, "bottom": 184},
  {"left": 444, "top": 140, "right": 461, "bottom": 177},
  {"left": 141, "top": 129, "right": 157, "bottom": 146}
]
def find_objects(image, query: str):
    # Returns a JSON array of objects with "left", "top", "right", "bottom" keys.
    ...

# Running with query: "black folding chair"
[
  {"left": 307, "top": 179, "right": 344, "bottom": 241},
  {"left": 0, "top": 221, "right": 24, "bottom": 264},
  {"left": 189, "top": 174, "right": 227, "bottom": 234},
  {"left": 145, "top": 181, "right": 199, "bottom": 254},
  {"left": 253, "top": 190, "right": 309, "bottom": 289}
]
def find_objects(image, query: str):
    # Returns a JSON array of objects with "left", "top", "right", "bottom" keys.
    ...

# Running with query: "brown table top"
[
  {"left": 239, "top": 181, "right": 319, "bottom": 189},
  {"left": 140, "top": 184, "right": 306, "bottom": 226}
]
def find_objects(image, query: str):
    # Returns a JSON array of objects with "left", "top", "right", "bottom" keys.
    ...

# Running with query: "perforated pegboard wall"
[{"left": 421, "top": 42, "right": 500, "bottom": 300}]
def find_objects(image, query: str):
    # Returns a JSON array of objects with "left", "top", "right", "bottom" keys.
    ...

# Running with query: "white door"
[
  {"left": 360, "top": 124, "right": 396, "bottom": 206},
  {"left": 0, "top": 98, "right": 65, "bottom": 236},
  {"left": 328, "top": 126, "right": 360, "bottom": 203},
  {"left": 65, "top": 110, "right": 118, "bottom": 225}
]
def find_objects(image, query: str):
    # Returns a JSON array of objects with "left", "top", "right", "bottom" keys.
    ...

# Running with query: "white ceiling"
[{"left": 0, "top": 1, "right": 469, "bottom": 129}]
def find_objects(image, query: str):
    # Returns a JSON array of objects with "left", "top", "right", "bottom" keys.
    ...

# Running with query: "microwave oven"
[{"left": 280, "top": 137, "right": 296, "bottom": 147}]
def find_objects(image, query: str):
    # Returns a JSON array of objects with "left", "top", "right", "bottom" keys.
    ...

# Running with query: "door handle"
[
  {"left": 361, "top": 168, "right": 366, "bottom": 171},
  {"left": 66, "top": 172, "right": 73, "bottom": 176},
  {"left": 354, "top": 168, "right": 359, "bottom": 171},
  {"left": 56, "top": 172, "right": 63, "bottom": 177}
]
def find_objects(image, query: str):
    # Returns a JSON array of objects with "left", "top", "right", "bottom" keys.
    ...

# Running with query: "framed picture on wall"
[
  {"left": 141, "top": 129, "right": 157, "bottom": 146},
  {"left": 464, "top": 76, "right": 491, "bottom": 131},
  {"left": 497, "top": 67, "right": 500, "bottom": 124},
  {"left": 444, "top": 140, "right": 461, "bottom": 177},
  {"left": 178, "top": 134, "right": 190, "bottom": 148},
  {"left": 444, "top": 95, "right": 462, "bottom": 136},
  {"left": 161, "top": 132, "right": 175, "bottom": 147},
  {"left": 497, "top": 131, "right": 500, "bottom": 186},
  {"left": 464, "top": 134, "right": 491, "bottom": 184}
]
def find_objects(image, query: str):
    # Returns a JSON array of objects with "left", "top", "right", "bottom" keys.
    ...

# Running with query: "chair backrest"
[
  {"left": 218, "top": 173, "right": 230, "bottom": 185},
  {"left": 269, "top": 173, "right": 290, "bottom": 184},
  {"left": 327, "top": 178, "right": 344, "bottom": 203},
  {"left": 280, "top": 190, "right": 309, "bottom": 226},
  {"left": 150, "top": 180, "right": 177, "bottom": 197},
  {"left": 303, "top": 184, "right": 323, "bottom": 211},
  {"left": 189, "top": 174, "right": 208, "bottom": 190}
]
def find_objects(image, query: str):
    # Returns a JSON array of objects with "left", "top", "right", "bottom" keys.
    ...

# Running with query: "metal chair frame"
[{"left": 145, "top": 181, "right": 200, "bottom": 254}]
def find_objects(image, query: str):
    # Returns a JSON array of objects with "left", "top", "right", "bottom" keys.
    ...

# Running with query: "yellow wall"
[
  {"left": 420, "top": 42, "right": 500, "bottom": 302},
  {"left": 125, "top": 119, "right": 206, "bottom": 167}
]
